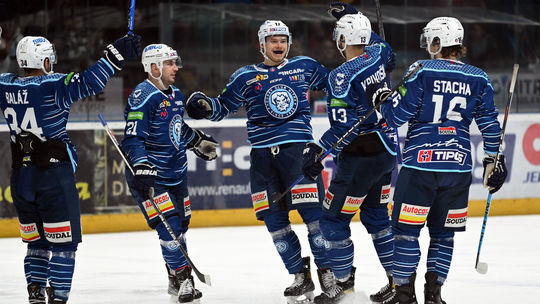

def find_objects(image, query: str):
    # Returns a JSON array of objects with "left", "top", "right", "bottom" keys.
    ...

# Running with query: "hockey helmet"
[
  {"left": 141, "top": 43, "right": 182, "bottom": 74},
  {"left": 333, "top": 13, "right": 371, "bottom": 56},
  {"left": 16, "top": 36, "right": 57, "bottom": 74},
  {"left": 420, "top": 17, "right": 464, "bottom": 56},
  {"left": 258, "top": 20, "right": 292, "bottom": 59}
]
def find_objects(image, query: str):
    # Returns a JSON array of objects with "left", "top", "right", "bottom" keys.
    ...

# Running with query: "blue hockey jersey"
[
  {"left": 379, "top": 59, "right": 501, "bottom": 172},
  {"left": 0, "top": 58, "right": 116, "bottom": 170},
  {"left": 121, "top": 80, "right": 195, "bottom": 185},
  {"left": 319, "top": 33, "right": 396, "bottom": 156},
  {"left": 205, "top": 56, "right": 329, "bottom": 148}
]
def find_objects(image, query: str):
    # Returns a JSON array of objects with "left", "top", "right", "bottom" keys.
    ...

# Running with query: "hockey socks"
[
  {"left": 270, "top": 225, "right": 303, "bottom": 274},
  {"left": 306, "top": 221, "right": 331, "bottom": 269},
  {"left": 48, "top": 249, "right": 76, "bottom": 302},
  {"left": 24, "top": 248, "right": 50, "bottom": 287},
  {"left": 325, "top": 238, "right": 354, "bottom": 280},
  {"left": 392, "top": 234, "right": 421, "bottom": 286},
  {"left": 156, "top": 220, "right": 189, "bottom": 270},
  {"left": 371, "top": 227, "right": 394, "bottom": 274},
  {"left": 426, "top": 230, "right": 454, "bottom": 284}
]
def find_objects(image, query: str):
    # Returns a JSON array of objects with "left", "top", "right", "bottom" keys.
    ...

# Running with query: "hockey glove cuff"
[
  {"left": 104, "top": 34, "right": 142, "bottom": 70},
  {"left": 483, "top": 154, "right": 507, "bottom": 194},
  {"left": 132, "top": 162, "right": 157, "bottom": 198},
  {"left": 302, "top": 142, "right": 325, "bottom": 180},
  {"left": 366, "top": 82, "right": 391, "bottom": 109},
  {"left": 328, "top": 2, "right": 359, "bottom": 20},
  {"left": 188, "top": 130, "right": 218, "bottom": 161},
  {"left": 186, "top": 91, "right": 213, "bottom": 119}
]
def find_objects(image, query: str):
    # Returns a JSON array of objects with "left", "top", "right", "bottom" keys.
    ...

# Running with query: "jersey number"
[
  {"left": 126, "top": 121, "right": 138, "bottom": 135},
  {"left": 3, "top": 107, "right": 44, "bottom": 137},
  {"left": 331, "top": 108, "right": 347, "bottom": 123},
  {"left": 431, "top": 95, "right": 466, "bottom": 123}
]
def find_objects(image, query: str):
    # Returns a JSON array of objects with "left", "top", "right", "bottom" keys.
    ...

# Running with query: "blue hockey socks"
[
  {"left": 392, "top": 234, "right": 421, "bottom": 285},
  {"left": 48, "top": 247, "right": 76, "bottom": 302},
  {"left": 24, "top": 248, "right": 50, "bottom": 287},
  {"left": 306, "top": 221, "right": 331, "bottom": 269},
  {"left": 371, "top": 227, "right": 394, "bottom": 275},
  {"left": 156, "top": 218, "right": 188, "bottom": 271},
  {"left": 427, "top": 229, "right": 454, "bottom": 284},
  {"left": 270, "top": 225, "right": 303, "bottom": 274}
]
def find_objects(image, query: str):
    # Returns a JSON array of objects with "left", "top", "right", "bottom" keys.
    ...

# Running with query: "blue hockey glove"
[
  {"left": 483, "top": 154, "right": 507, "bottom": 194},
  {"left": 186, "top": 91, "right": 212, "bottom": 119},
  {"left": 187, "top": 130, "right": 218, "bottom": 161},
  {"left": 104, "top": 34, "right": 142, "bottom": 70},
  {"left": 302, "top": 142, "right": 324, "bottom": 180},
  {"left": 386, "top": 52, "right": 397, "bottom": 74},
  {"left": 366, "top": 82, "right": 391, "bottom": 108},
  {"left": 132, "top": 163, "right": 157, "bottom": 198},
  {"left": 328, "top": 2, "right": 359, "bottom": 20}
]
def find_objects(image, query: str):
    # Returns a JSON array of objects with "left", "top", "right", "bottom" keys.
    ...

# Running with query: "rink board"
[{"left": 0, "top": 114, "right": 539, "bottom": 237}]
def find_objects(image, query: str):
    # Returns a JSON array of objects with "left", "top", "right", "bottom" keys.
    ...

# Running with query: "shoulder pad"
[
  {"left": 128, "top": 81, "right": 159, "bottom": 109},
  {"left": 229, "top": 65, "right": 257, "bottom": 83}
]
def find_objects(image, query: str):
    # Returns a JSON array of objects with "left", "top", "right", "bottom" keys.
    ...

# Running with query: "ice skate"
[
  {"left": 313, "top": 267, "right": 355, "bottom": 304},
  {"left": 45, "top": 287, "right": 66, "bottom": 304},
  {"left": 27, "top": 283, "right": 45, "bottom": 304},
  {"left": 176, "top": 266, "right": 202, "bottom": 303},
  {"left": 424, "top": 272, "right": 446, "bottom": 304},
  {"left": 381, "top": 273, "right": 417, "bottom": 304},
  {"left": 284, "top": 257, "right": 315, "bottom": 304},
  {"left": 167, "top": 264, "right": 180, "bottom": 295},
  {"left": 317, "top": 268, "right": 335, "bottom": 293},
  {"left": 370, "top": 276, "right": 394, "bottom": 303}
]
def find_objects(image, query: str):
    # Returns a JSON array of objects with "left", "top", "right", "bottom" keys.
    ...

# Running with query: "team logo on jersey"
[
  {"left": 264, "top": 84, "right": 298, "bottom": 119},
  {"left": 335, "top": 73, "right": 345, "bottom": 86},
  {"left": 438, "top": 126, "right": 457, "bottom": 135},
  {"left": 133, "top": 89, "right": 142, "bottom": 98},
  {"left": 417, "top": 149, "right": 466, "bottom": 165},
  {"left": 169, "top": 114, "right": 183, "bottom": 150},
  {"left": 445, "top": 207, "right": 468, "bottom": 228},
  {"left": 398, "top": 203, "right": 430, "bottom": 225}
]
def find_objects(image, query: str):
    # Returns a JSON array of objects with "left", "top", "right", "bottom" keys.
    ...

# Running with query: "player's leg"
[
  {"left": 423, "top": 171, "right": 471, "bottom": 304},
  {"left": 385, "top": 167, "right": 437, "bottom": 304},
  {"left": 11, "top": 166, "right": 49, "bottom": 304},
  {"left": 36, "top": 162, "right": 82, "bottom": 304}
]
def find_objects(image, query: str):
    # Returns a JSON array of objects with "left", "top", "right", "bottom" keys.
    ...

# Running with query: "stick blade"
[{"left": 476, "top": 262, "right": 488, "bottom": 274}]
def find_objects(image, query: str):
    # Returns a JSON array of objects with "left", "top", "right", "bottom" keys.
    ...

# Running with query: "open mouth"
[{"left": 273, "top": 50, "right": 284, "bottom": 55}]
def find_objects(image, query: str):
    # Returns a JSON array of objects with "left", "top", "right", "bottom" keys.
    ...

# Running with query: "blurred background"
[{"left": 0, "top": 0, "right": 539, "bottom": 120}]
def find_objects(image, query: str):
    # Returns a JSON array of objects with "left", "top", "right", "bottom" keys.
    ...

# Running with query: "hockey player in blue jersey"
[
  {"left": 371, "top": 17, "right": 508, "bottom": 304},
  {"left": 0, "top": 34, "right": 141, "bottom": 303},
  {"left": 301, "top": 12, "right": 397, "bottom": 304},
  {"left": 185, "top": 20, "right": 332, "bottom": 304},
  {"left": 122, "top": 43, "right": 218, "bottom": 304}
]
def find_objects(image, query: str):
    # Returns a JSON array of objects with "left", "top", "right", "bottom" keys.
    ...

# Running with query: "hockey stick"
[
  {"left": 98, "top": 114, "right": 212, "bottom": 286},
  {"left": 475, "top": 63, "right": 519, "bottom": 275},
  {"left": 374, "top": 0, "right": 385, "bottom": 40},
  {"left": 127, "top": 0, "right": 136, "bottom": 36},
  {"left": 270, "top": 63, "right": 423, "bottom": 205}
]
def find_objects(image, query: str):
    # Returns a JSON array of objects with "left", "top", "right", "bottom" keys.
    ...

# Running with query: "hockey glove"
[
  {"left": 328, "top": 2, "right": 359, "bottom": 20},
  {"left": 104, "top": 34, "right": 142, "bottom": 70},
  {"left": 132, "top": 163, "right": 157, "bottom": 198},
  {"left": 302, "top": 142, "right": 325, "bottom": 180},
  {"left": 483, "top": 154, "right": 508, "bottom": 194},
  {"left": 186, "top": 91, "right": 212, "bottom": 119},
  {"left": 386, "top": 52, "right": 397, "bottom": 74},
  {"left": 366, "top": 82, "right": 391, "bottom": 109},
  {"left": 187, "top": 129, "right": 218, "bottom": 161}
]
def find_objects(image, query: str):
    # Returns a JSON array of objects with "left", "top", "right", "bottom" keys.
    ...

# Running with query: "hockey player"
[
  {"left": 301, "top": 12, "right": 397, "bottom": 304},
  {"left": 371, "top": 17, "right": 508, "bottom": 304},
  {"left": 0, "top": 34, "right": 141, "bottom": 303},
  {"left": 185, "top": 20, "right": 333, "bottom": 303},
  {"left": 122, "top": 43, "right": 218, "bottom": 304}
]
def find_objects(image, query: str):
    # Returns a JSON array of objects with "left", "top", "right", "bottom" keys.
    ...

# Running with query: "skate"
[
  {"left": 284, "top": 257, "right": 315, "bottom": 304},
  {"left": 370, "top": 276, "right": 395, "bottom": 303},
  {"left": 424, "top": 272, "right": 446, "bottom": 304},
  {"left": 45, "top": 287, "right": 67, "bottom": 304},
  {"left": 167, "top": 264, "right": 180, "bottom": 295},
  {"left": 313, "top": 267, "right": 355, "bottom": 304},
  {"left": 381, "top": 273, "right": 417, "bottom": 304},
  {"left": 317, "top": 268, "right": 335, "bottom": 293},
  {"left": 176, "top": 266, "right": 202, "bottom": 303},
  {"left": 27, "top": 283, "right": 45, "bottom": 304}
]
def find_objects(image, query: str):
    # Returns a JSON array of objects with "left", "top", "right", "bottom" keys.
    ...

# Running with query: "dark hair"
[{"left": 441, "top": 45, "right": 467, "bottom": 59}]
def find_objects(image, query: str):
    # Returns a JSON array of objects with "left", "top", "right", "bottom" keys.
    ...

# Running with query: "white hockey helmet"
[
  {"left": 16, "top": 36, "right": 57, "bottom": 74},
  {"left": 333, "top": 13, "right": 371, "bottom": 56},
  {"left": 258, "top": 20, "right": 292, "bottom": 59},
  {"left": 141, "top": 43, "right": 181, "bottom": 89},
  {"left": 420, "top": 17, "right": 464, "bottom": 56}
]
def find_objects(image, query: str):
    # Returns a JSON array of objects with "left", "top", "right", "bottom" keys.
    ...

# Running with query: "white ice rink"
[{"left": 1, "top": 214, "right": 540, "bottom": 304}]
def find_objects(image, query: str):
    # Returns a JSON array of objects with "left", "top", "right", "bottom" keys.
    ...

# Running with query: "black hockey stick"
[
  {"left": 98, "top": 114, "right": 212, "bottom": 286},
  {"left": 270, "top": 63, "right": 423, "bottom": 205},
  {"left": 374, "top": 0, "right": 385, "bottom": 40},
  {"left": 475, "top": 64, "right": 519, "bottom": 274}
]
